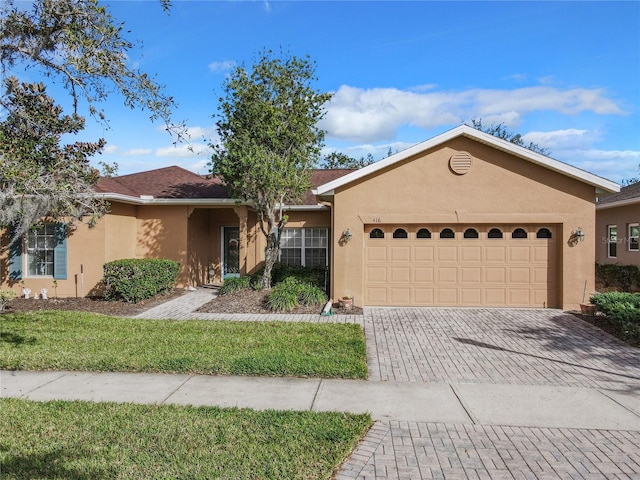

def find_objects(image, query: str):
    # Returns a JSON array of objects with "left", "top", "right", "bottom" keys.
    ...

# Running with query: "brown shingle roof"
[
  {"left": 598, "top": 181, "right": 640, "bottom": 206},
  {"left": 95, "top": 166, "right": 353, "bottom": 205}
]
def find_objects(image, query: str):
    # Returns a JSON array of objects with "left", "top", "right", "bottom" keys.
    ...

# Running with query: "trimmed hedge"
[
  {"left": 104, "top": 259, "right": 180, "bottom": 303},
  {"left": 596, "top": 263, "right": 640, "bottom": 292},
  {"left": 590, "top": 292, "right": 640, "bottom": 345}
]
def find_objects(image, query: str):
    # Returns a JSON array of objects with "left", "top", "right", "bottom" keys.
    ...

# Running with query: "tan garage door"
[{"left": 364, "top": 225, "right": 558, "bottom": 307}]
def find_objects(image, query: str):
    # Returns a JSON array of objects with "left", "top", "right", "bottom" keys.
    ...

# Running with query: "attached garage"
[
  {"left": 314, "top": 125, "right": 619, "bottom": 310},
  {"left": 363, "top": 224, "right": 557, "bottom": 307}
]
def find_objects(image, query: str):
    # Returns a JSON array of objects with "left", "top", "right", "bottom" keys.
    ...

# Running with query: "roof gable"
[{"left": 314, "top": 125, "right": 619, "bottom": 196}]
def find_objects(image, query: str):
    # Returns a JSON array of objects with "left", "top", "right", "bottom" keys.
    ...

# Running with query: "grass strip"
[
  {"left": 0, "top": 311, "right": 367, "bottom": 378},
  {"left": 0, "top": 398, "right": 372, "bottom": 480}
]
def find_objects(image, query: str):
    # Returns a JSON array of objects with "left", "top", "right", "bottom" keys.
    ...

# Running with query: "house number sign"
[{"left": 372, "top": 217, "right": 382, "bottom": 223}]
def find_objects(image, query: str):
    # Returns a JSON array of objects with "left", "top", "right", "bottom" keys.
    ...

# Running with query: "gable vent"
[{"left": 450, "top": 151, "right": 473, "bottom": 175}]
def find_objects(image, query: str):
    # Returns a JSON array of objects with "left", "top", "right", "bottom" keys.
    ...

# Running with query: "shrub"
[
  {"left": 267, "top": 277, "right": 327, "bottom": 312},
  {"left": 0, "top": 289, "right": 17, "bottom": 312},
  {"left": 590, "top": 292, "right": 640, "bottom": 345},
  {"left": 104, "top": 259, "right": 180, "bottom": 303},
  {"left": 219, "top": 276, "right": 251, "bottom": 295},
  {"left": 271, "top": 263, "right": 327, "bottom": 290},
  {"left": 596, "top": 264, "right": 640, "bottom": 291}
]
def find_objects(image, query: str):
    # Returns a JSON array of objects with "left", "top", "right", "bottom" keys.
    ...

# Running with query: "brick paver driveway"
[
  {"left": 365, "top": 308, "right": 640, "bottom": 390},
  {"left": 337, "top": 308, "right": 640, "bottom": 480}
]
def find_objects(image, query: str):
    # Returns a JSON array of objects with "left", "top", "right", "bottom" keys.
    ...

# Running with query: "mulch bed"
[
  {"left": 3, "top": 288, "right": 362, "bottom": 317},
  {"left": 3, "top": 290, "right": 186, "bottom": 317},
  {"left": 197, "top": 288, "right": 363, "bottom": 315}
]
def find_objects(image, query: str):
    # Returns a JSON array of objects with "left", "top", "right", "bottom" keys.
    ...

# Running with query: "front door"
[{"left": 222, "top": 226, "right": 240, "bottom": 279}]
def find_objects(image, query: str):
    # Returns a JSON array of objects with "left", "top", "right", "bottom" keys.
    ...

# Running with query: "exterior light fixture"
[
  {"left": 573, "top": 227, "right": 585, "bottom": 242},
  {"left": 343, "top": 228, "right": 352, "bottom": 242}
]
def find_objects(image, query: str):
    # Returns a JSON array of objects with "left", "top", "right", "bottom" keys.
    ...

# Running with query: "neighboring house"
[
  {"left": 596, "top": 182, "right": 640, "bottom": 266},
  {"left": 0, "top": 125, "right": 619, "bottom": 310}
]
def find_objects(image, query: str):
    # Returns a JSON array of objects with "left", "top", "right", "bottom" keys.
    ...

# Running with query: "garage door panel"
[
  {"left": 390, "top": 246, "right": 410, "bottom": 261},
  {"left": 485, "top": 246, "right": 506, "bottom": 262},
  {"left": 365, "top": 287, "right": 387, "bottom": 305},
  {"left": 413, "top": 267, "right": 434, "bottom": 282},
  {"left": 509, "top": 246, "right": 530, "bottom": 262},
  {"left": 390, "top": 266, "right": 411, "bottom": 282},
  {"left": 461, "top": 267, "right": 481, "bottom": 283},
  {"left": 461, "top": 246, "right": 482, "bottom": 262},
  {"left": 414, "top": 246, "right": 434, "bottom": 261},
  {"left": 485, "top": 267, "right": 506, "bottom": 283},
  {"left": 366, "top": 246, "right": 387, "bottom": 261},
  {"left": 390, "top": 287, "right": 411, "bottom": 304},
  {"left": 460, "top": 288, "right": 482, "bottom": 305},
  {"left": 364, "top": 224, "right": 557, "bottom": 307},
  {"left": 365, "top": 266, "right": 387, "bottom": 283},
  {"left": 437, "top": 246, "right": 458, "bottom": 261},
  {"left": 414, "top": 288, "right": 434, "bottom": 304},
  {"left": 437, "top": 288, "right": 457, "bottom": 304},
  {"left": 484, "top": 289, "right": 507, "bottom": 305},
  {"left": 437, "top": 267, "right": 457, "bottom": 283}
]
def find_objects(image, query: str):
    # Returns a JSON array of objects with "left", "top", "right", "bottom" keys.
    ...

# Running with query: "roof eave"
[{"left": 596, "top": 197, "right": 640, "bottom": 210}]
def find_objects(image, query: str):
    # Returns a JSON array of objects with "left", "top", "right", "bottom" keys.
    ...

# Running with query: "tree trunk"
[{"left": 261, "top": 231, "right": 280, "bottom": 290}]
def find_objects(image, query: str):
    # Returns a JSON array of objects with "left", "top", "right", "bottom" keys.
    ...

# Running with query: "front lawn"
[
  {"left": 0, "top": 311, "right": 367, "bottom": 378},
  {"left": 0, "top": 398, "right": 372, "bottom": 479}
]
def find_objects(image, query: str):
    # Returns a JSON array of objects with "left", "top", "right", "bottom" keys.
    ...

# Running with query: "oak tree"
[{"left": 210, "top": 50, "right": 331, "bottom": 289}]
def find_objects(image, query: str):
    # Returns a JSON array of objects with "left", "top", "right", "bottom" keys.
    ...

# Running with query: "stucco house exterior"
[
  {"left": 596, "top": 182, "right": 640, "bottom": 266},
  {"left": 0, "top": 125, "right": 619, "bottom": 310}
]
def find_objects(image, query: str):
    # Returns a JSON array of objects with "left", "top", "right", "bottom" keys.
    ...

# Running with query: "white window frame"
[
  {"left": 608, "top": 225, "right": 618, "bottom": 258},
  {"left": 279, "top": 227, "right": 329, "bottom": 267},
  {"left": 629, "top": 223, "right": 639, "bottom": 252},
  {"left": 25, "top": 223, "right": 56, "bottom": 277}
]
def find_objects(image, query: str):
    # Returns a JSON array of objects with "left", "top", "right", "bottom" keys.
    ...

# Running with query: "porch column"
[{"left": 233, "top": 206, "right": 248, "bottom": 276}]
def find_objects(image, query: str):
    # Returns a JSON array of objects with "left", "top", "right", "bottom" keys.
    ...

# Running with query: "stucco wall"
[
  {"left": 330, "top": 137, "right": 597, "bottom": 310},
  {"left": 596, "top": 203, "right": 640, "bottom": 266}
]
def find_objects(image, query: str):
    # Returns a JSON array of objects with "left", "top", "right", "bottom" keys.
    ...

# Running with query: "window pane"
[
  {"left": 512, "top": 228, "right": 527, "bottom": 239},
  {"left": 440, "top": 228, "right": 455, "bottom": 239},
  {"left": 488, "top": 228, "right": 503, "bottom": 239},
  {"left": 609, "top": 242, "right": 617, "bottom": 258},
  {"left": 536, "top": 228, "right": 552, "bottom": 239},
  {"left": 305, "top": 248, "right": 327, "bottom": 267},
  {"left": 463, "top": 228, "right": 478, "bottom": 239},
  {"left": 393, "top": 228, "right": 407, "bottom": 238},
  {"left": 417, "top": 228, "right": 431, "bottom": 239},
  {"left": 280, "top": 248, "right": 302, "bottom": 266},
  {"left": 609, "top": 227, "right": 617, "bottom": 241},
  {"left": 369, "top": 228, "right": 384, "bottom": 239},
  {"left": 304, "top": 228, "right": 327, "bottom": 248}
]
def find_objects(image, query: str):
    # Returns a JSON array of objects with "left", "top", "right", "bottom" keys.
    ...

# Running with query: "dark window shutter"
[
  {"left": 8, "top": 227, "right": 22, "bottom": 280},
  {"left": 53, "top": 223, "right": 67, "bottom": 280}
]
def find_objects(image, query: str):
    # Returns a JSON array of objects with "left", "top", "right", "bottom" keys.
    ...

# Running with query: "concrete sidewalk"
[{"left": 2, "top": 369, "right": 639, "bottom": 431}]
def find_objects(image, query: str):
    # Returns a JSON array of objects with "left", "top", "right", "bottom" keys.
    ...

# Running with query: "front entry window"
[
  {"left": 280, "top": 228, "right": 328, "bottom": 267},
  {"left": 223, "top": 226, "right": 240, "bottom": 278},
  {"left": 26, "top": 224, "right": 56, "bottom": 276}
]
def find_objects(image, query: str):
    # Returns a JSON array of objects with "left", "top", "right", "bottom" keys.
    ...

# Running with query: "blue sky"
[{"left": 41, "top": 1, "right": 640, "bottom": 182}]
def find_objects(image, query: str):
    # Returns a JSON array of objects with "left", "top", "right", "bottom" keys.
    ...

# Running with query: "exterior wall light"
[
  {"left": 343, "top": 228, "right": 352, "bottom": 242},
  {"left": 570, "top": 227, "right": 585, "bottom": 244}
]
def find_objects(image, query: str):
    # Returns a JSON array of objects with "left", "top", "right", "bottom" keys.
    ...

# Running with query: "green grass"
[
  {"left": 0, "top": 398, "right": 372, "bottom": 479},
  {"left": 0, "top": 311, "right": 367, "bottom": 378}
]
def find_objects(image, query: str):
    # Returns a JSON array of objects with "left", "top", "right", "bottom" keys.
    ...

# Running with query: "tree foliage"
[
  {"left": 0, "top": 0, "right": 178, "bottom": 243},
  {"left": 0, "top": 78, "right": 107, "bottom": 243},
  {"left": 210, "top": 50, "right": 331, "bottom": 289},
  {"left": 470, "top": 119, "right": 551, "bottom": 156},
  {"left": 322, "top": 151, "right": 375, "bottom": 169}
]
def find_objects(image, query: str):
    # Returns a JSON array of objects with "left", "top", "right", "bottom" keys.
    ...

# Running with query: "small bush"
[
  {"left": 104, "top": 259, "right": 180, "bottom": 303},
  {"left": 267, "top": 277, "right": 327, "bottom": 312},
  {"left": 590, "top": 292, "right": 640, "bottom": 345},
  {"left": 596, "top": 264, "right": 640, "bottom": 291},
  {"left": 219, "top": 276, "right": 251, "bottom": 295},
  {"left": 0, "top": 289, "right": 17, "bottom": 312},
  {"left": 271, "top": 263, "right": 327, "bottom": 290}
]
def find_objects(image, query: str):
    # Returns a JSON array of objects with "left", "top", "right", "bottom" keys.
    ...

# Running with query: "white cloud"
[
  {"left": 123, "top": 148, "right": 153, "bottom": 156},
  {"left": 155, "top": 143, "right": 212, "bottom": 158},
  {"left": 208, "top": 60, "right": 235, "bottom": 73},
  {"left": 523, "top": 129, "right": 593, "bottom": 150},
  {"left": 103, "top": 144, "right": 118, "bottom": 154},
  {"left": 557, "top": 148, "right": 640, "bottom": 183},
  {"left": 321, "top": 85, "right": 625, "bottom": 143}
]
